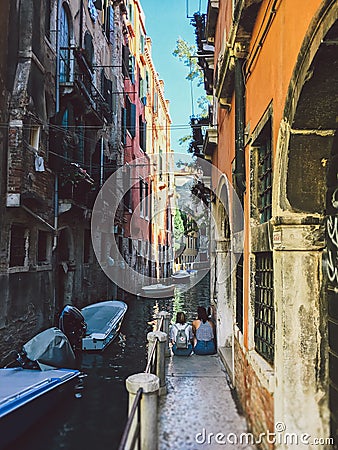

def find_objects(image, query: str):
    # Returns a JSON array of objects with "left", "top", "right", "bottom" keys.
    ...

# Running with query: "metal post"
[
  {"left": 147, "top": 331, "right": 167, "bottom": 395},
  {"left": 155, "top": 311, "right": 171, "bottom": 357},
  {"left": 125, "top": 373, "right": 159, "bottom": 450}
]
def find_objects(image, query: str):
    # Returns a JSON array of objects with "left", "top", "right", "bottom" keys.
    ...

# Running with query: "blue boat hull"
[{"left": 0, "top": 368, "right": 79, "bottom": 449}]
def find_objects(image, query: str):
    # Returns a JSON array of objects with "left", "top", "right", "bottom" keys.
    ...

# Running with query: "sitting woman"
[
  {"left": 192, "top": 306, "right": 216, "bottom": 355},
  {"left": 169, "top": 311, "right": 193, "bottom": 356}
]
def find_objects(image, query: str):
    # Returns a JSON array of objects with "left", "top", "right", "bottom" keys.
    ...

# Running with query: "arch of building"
[{"left": 273, "top": 0, "right": 338, "bottom": 441}]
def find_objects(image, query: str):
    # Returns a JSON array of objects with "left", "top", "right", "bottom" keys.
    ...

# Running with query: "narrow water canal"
[{"left": 12, "top": 273, "right": 210, "bottom": 450}]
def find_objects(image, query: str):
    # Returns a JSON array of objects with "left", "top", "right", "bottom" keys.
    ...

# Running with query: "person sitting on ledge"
[
  {"left": 192, "top": 306, "right": 216, "bottom": 355},
  {"left": 169, "top": 311, "right": 193, "bottom": 356}
]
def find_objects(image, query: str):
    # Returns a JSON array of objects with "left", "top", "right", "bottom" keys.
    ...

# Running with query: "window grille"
[
  {"left": 258, "top": 139, "right": 272, "bottom": 223},
  {"left": 254, "top": 252, "right": 275, "bottom": 364},
  {"left": 236, "top": 254, "right": 244, "bottom": 332}
]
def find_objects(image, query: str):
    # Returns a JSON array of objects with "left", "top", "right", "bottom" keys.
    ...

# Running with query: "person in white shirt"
[{"left": 169, "top": 312, "right": 193, "bottom": 356}]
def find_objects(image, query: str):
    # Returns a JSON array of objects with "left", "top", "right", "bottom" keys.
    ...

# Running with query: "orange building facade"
[{"left": 199, "top": 0, "right": 338, "bottom": 447}]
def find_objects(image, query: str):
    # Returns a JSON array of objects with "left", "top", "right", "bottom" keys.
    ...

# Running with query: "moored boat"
[
  {"left": 81, "top": 300, "right": 128, "bottom": 351},
  {"left": 0, "top": 367, "right": 80, "bottom": 449},
  {"left": 141, "top": 283, "right": 175, "bottom": 298},
  {"left": 171, "top": 270, "right": 191, "bottom": 283}
]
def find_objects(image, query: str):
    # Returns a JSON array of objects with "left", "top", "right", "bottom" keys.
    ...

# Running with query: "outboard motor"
[
  {"left": 59, "top": 305, "right": 87, "bottom": 350},
  {"left": 7, "top": 327, "right": 77, "bottom": 370}
]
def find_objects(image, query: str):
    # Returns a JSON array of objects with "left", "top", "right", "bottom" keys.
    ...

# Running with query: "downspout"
[
  {"left": 53, "top": 1, "right": 61, "bottom": 251},
  {"left": 53, "top": 0, "right": 61, "bottom": 320},
  {"left": 100, "top": 137, "right": 104, "bottom": 188},
  {"left": 232, "top": 56, "right": 246, "bottom": 382},
  {"left": 79, "top": 0, "right": 84, "bottom": 48},
  {"left": 233, "top": 57, "right": 246, "bottom": 204}
]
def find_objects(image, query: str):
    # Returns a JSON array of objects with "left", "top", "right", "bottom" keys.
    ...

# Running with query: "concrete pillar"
[
  {"left": 125, "top": 373, "right": 160, "bottom": 450},
  {"left": 155, "top": 311, "right": 171, "bottom": 356},
  {"left": 147, "top": 331, "right": 167, "bottom": 395},
  {"left": 273, "top": 222, "right": 329, "bottom": 446}
]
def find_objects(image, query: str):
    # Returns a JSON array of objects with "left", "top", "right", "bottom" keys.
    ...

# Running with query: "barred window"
[
  {"left": 257, "top": 123, "right": 272, "bottom": 223},
  {"left": 236, "top": 254, "right": 244, "bottom": 332},
  {"left": 254, "top": 252, "right": 275, "bottom": 364}
]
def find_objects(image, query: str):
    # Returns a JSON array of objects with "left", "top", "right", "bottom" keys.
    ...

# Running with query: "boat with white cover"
[
  {"left": 141, "top": 283, "right": 175, "bottom": 298},
  {"left": 81, "top": 300, "right": 128, "bottom": 351},
  {"left": 171, "top": 270, "right": 191, "bottom": 283}
]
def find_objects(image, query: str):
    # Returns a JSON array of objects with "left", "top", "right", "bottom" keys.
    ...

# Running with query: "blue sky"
[{"left": 140, "top": 0, "right": 208, "bottom": 153}]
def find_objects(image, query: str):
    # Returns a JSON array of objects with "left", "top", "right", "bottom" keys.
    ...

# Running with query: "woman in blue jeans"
[{"left": 192, "top": 306, "right": 216, "bottom": 355}]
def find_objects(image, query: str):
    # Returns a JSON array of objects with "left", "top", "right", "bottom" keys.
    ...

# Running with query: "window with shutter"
[{"left": 121, "top": 107, "right": 127, "bottom": 144}]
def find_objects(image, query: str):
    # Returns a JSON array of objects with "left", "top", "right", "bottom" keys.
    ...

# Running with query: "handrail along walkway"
[{"left": 118, "top": 312, "right": 170, "bottom": 450}]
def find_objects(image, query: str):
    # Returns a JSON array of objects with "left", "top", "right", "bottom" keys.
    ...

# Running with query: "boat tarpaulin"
[{"left": 23, "top": 327, "right": 76, "bottom": 370}]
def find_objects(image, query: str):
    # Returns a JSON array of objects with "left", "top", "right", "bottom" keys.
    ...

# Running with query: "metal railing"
[
  {"left": 118, "top": 312, "right": 170, "bottom": 450},
  {"left": 118, "top": 387, "right": 143, "bottom": 450}
]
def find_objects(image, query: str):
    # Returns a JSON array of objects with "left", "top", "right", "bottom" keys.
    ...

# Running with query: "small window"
[
  {"left": 30, "top": 125, "right": 40, "bottom": 150},
  {"left": 10, "top": 224, "right": 28, "bottom": 267},
  {"left": 37, "top": 230, "right": 48, "bottom": 263},
  {"left": 103, "top": 4, "right": 114, "bottom": 43},
  {"left": 126, "top": 96, "right": 136, "bottom": 137}
]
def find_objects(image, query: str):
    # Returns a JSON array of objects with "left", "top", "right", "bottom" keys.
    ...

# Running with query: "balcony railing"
[{"left": 59, "top": 47, "right": 111, "bottom": 122}]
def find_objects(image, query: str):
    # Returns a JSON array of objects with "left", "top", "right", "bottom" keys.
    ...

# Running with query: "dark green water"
[{"left": 11, "top": 273, "right": 210, "bottom": 450}]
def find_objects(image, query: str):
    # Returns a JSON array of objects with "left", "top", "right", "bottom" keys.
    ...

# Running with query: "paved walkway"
[{"left": 158, "top": 354, "right": 255, "bottom": 450}]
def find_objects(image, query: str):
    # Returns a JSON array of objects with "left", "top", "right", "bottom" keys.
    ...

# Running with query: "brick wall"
[{"left": 234, "top": 338, "right": 274, "bottom": 450}]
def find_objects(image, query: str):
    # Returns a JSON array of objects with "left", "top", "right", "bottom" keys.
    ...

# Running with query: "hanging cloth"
[
  {"left": 88, "top": 0, "right": 98, "bottom": 22},
  {"left": 34, "top": 155, "right": 45, "bottom": 172}
]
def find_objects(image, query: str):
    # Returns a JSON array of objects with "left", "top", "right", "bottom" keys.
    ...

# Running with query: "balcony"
[
  {"left": 58, "top": 162, "right": 98, "bottom": 210},
  {"left": 205, "top": 0, "right": 219, "bottom": 44},
  {"left": 215, "top": 0, "right": 263, "bottom": 105},
  {"left": 59, "top": 47, "right": 111, "bottom": 124},
  {"left": 203, "top": 127, "right": 218, "bottom": 157}
]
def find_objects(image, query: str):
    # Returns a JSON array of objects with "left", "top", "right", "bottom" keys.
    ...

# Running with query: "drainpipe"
[
  {"left": 100, "top": 137, "right": 104, "bottom": 187},
  {"left": 52, "top": 175, "right": 59, "bottom": 251},
  {"left": 54, "top": 1, "right": 61, "bottom": 250},
  {"left": 233, "top": 57, "right": 246, "bottom": 204},
  {"left": 79, "top": 0, "right": 84, "bottom": 48}
]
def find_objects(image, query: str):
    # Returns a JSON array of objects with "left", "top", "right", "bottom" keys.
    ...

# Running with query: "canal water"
[{"left": 12, "top": 272, "right": 210, "bottom": 450}]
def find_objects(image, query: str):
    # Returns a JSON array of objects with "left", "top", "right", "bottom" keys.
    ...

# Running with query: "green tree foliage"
[
  {"left": 173, "top": 37, "right": 211, "bottom": 153},
  {"left": 172, "top": 37, "right": 203, "bottom": 85},
  {"left": 173, "top": 208, "right": 185, "bottom": 251}
]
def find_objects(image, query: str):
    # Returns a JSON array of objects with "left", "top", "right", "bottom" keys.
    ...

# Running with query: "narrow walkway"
[{"left": 158, "top": 354, "right": 255, "bottom": 450}]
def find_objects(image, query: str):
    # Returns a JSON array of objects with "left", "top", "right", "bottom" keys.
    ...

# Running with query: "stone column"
[
  {"left": 155, "top": 311, "right": 171, "bottom": 356},
  {"left": 147, "top": 331, "right": 167, "bottom": 394},
  {"left": 125, "top": 373, "right": 160, "bottom": 450}
]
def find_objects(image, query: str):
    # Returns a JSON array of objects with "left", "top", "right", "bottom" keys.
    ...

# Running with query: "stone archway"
[
  {"left": 212, "top": 176, "right": 235, "bottom": 377},
  {"left": 273, "top": 2, "right": 338, "bottom": 442}
]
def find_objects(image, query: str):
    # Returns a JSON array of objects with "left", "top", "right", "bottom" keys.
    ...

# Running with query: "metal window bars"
[
  {"left": 258, "top": 140, "right": 272, "bottom": 223},
  {"left": 254, "top": 252, "right": 275, "bottom": 364}
]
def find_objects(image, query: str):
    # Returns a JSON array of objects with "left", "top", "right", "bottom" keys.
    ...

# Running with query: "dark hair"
[
  {"left": 197, "top": 306, "right": 208, "bottom": 323},
  {"left": 176, "top": 311, "right": 186, "bottom": 325}
]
